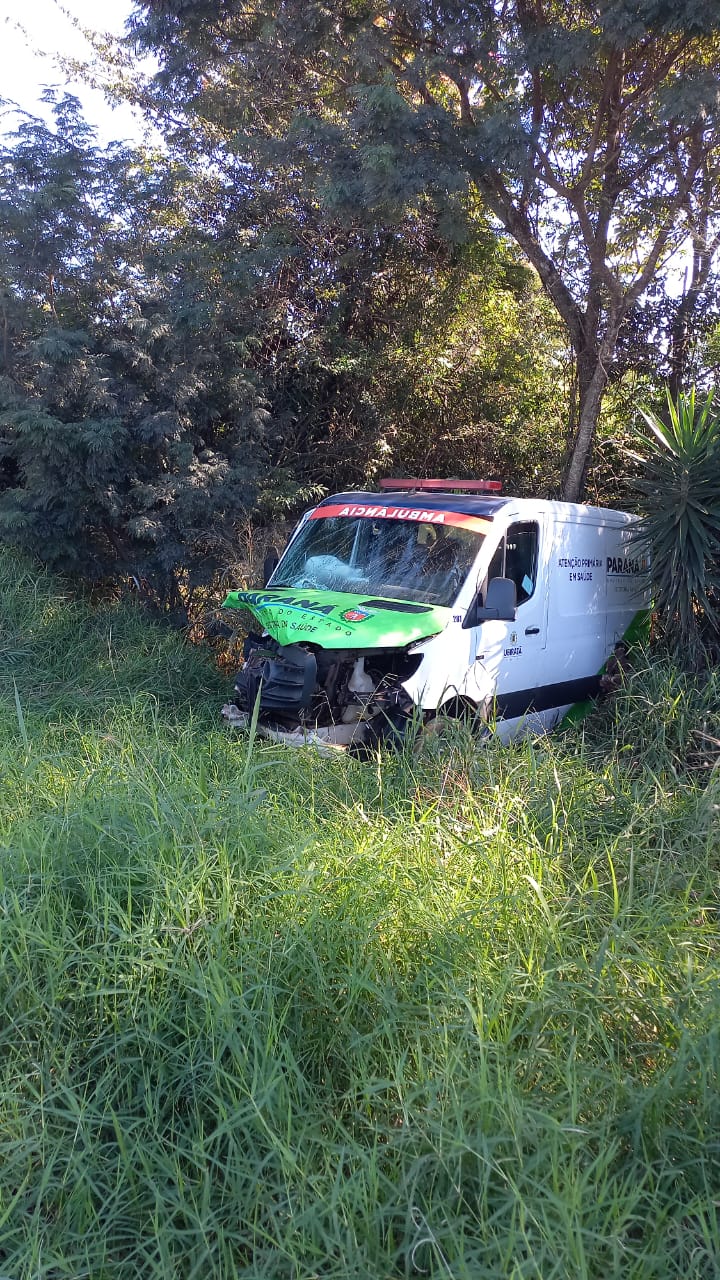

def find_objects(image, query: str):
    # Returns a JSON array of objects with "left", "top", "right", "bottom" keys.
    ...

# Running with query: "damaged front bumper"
[
  {"left": 220, "top": 705, "right": 365, "bottom": 754},
  {"left": 221, "top": 638, "right": 420, "bottom": 753},
  {"left": 220, "top": 587, "right": 450, "bottom": 752}
]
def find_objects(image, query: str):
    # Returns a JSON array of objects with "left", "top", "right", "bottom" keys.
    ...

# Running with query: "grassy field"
[{"left": 1, "top": 550, "right": 719, "bottom": 1279}]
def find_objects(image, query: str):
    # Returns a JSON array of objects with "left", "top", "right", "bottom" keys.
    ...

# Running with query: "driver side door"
[{"left": 467, "top": 519, "right": 548, "bottom": 720}]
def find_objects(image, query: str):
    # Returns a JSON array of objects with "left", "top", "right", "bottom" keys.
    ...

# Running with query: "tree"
[
  {"left": 129, "top": 0, "right": 720, "bottom": 499},
  {"left": 1, "top": 87, "right": 568, "bottom": 605},
  {"left": 249, "top": 195, "right": 570, "bottom": 497},
  {"left": 0, "top": 96, "right": 270, "bottom": 611},
  {"left": 97, "top": 15, "right": 570, "bottom": 495}
]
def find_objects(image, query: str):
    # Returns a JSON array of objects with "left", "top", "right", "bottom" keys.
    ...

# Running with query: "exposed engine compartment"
[{"left": 221, "top": 633, "right": 423, "bottom": 751}]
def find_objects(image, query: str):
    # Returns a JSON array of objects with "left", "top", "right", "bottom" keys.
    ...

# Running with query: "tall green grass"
[{"left": 1, "top": 550, "right": 718, "bottom": 1278}]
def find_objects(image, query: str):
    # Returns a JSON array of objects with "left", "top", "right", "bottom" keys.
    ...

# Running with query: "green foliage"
[
  {"left": 127, "top": 0, "right": 720, "bottom": 498},
  {"left": 631, "top": 387, "right": 720, "bottom": 657},
  {"left": 0, "top": 97, "right": 271, "bottom": 608},
  {"left": 374, "top": 247, "right": 569, "bottom": 493},
  {"left": 263, "top": 204, "right": 570, "bottom": 496},
  {"left": 13, "top": 0, "right": 719, "bottom": 591},
  {"left": 1, "top": 549, "right": 720, "bottom": 1276},
  {"left": 1, "top": 86, "right": 571, "bottom": 602}
]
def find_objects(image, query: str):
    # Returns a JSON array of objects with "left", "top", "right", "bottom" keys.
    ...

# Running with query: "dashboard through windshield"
[{"left": 271, "top": 513, "right": 485, "bottom": 607}]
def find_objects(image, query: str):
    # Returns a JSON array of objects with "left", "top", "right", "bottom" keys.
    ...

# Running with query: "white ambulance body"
[
  {"left": 223, "top": 482, "right": 649, "bottom": 747},
  {"left": 399, "top": 495, "right": 649, "bottom": 738}
]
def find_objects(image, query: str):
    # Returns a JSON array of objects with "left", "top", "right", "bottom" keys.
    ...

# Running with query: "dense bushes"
[{"left": 0, "top": 95, "right": 569, "bottom": 606}]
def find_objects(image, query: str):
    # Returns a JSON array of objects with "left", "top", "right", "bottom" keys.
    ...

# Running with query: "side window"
[{"left": 487, "top": 521, "right": 539, "bottom": 605}]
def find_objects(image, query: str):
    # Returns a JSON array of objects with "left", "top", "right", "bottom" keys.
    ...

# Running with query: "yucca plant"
[{"left": 629, "top": 387, "right": 720, "bottom": 660}]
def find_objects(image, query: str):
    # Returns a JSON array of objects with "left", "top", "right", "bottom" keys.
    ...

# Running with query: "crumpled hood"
[{"left": 222, "top": 588, "right": 450, "bottom": 649}]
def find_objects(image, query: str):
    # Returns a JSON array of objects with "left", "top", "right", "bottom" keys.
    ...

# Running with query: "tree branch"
[{"left": 467, "top": 163, "right": 586, "bottom": 352}]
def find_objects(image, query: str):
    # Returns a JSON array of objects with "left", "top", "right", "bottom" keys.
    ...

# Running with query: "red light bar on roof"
[{"left": 379, "top": 478, "right": 502, "bottom": 493}]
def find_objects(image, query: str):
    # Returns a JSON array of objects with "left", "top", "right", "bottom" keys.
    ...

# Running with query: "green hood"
[{"left": 222, "top": 588, "right": 449, "bottom": 649}]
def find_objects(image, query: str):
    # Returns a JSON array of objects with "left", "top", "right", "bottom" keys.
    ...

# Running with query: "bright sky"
[{"left": 0, "top": 0, "right": 153, "bottom": 145}]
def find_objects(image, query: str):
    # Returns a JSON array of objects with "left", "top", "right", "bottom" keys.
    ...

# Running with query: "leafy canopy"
[{"left": 129, "top": 0, "right": 720, "bottom": 498}]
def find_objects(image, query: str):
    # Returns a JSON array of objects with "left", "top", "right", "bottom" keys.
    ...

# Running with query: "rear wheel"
[{"left": 419, "top": 698, "right": 491, "bottom": 753}]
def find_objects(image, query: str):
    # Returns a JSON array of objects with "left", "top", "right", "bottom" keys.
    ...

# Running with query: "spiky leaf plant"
[{"left": 630, "top": 388, "right": 720, "bottom": 659}]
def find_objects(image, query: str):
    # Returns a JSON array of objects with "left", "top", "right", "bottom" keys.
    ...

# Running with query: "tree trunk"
[
  {"left": 562, "top": 306, "right": 625, "bottom": 502},
  {"left": 562, "top": 349, "right": 610, "bottom": 502}
]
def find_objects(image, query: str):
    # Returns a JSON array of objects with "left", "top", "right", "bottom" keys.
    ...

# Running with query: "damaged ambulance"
[{"left": 221, "top": 480, "right": 649, "bottom": 750}]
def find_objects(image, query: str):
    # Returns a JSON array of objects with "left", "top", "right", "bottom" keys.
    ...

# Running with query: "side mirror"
[
  {"left": 262, "top": 547, "right": 279, "bottom": 587},
  {"left": 462, "top": 576, "right": 517, "bottom": 629}
]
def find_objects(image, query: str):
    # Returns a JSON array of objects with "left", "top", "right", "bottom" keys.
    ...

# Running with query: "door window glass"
[{"left": 487, "top": 522, "right": 539, "bottom": 605}]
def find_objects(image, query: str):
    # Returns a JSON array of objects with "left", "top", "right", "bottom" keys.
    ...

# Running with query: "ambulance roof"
[
  {"left": 315, "top": 491, "right": 509, "bottom": 520},
  {"left": 315, "top": 491, "right": 636, "bottom": 524}
]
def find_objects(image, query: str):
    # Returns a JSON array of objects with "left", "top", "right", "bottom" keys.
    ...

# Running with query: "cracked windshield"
[{"left": 272, "top": 515, "right": 485, "bottom": 606}]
